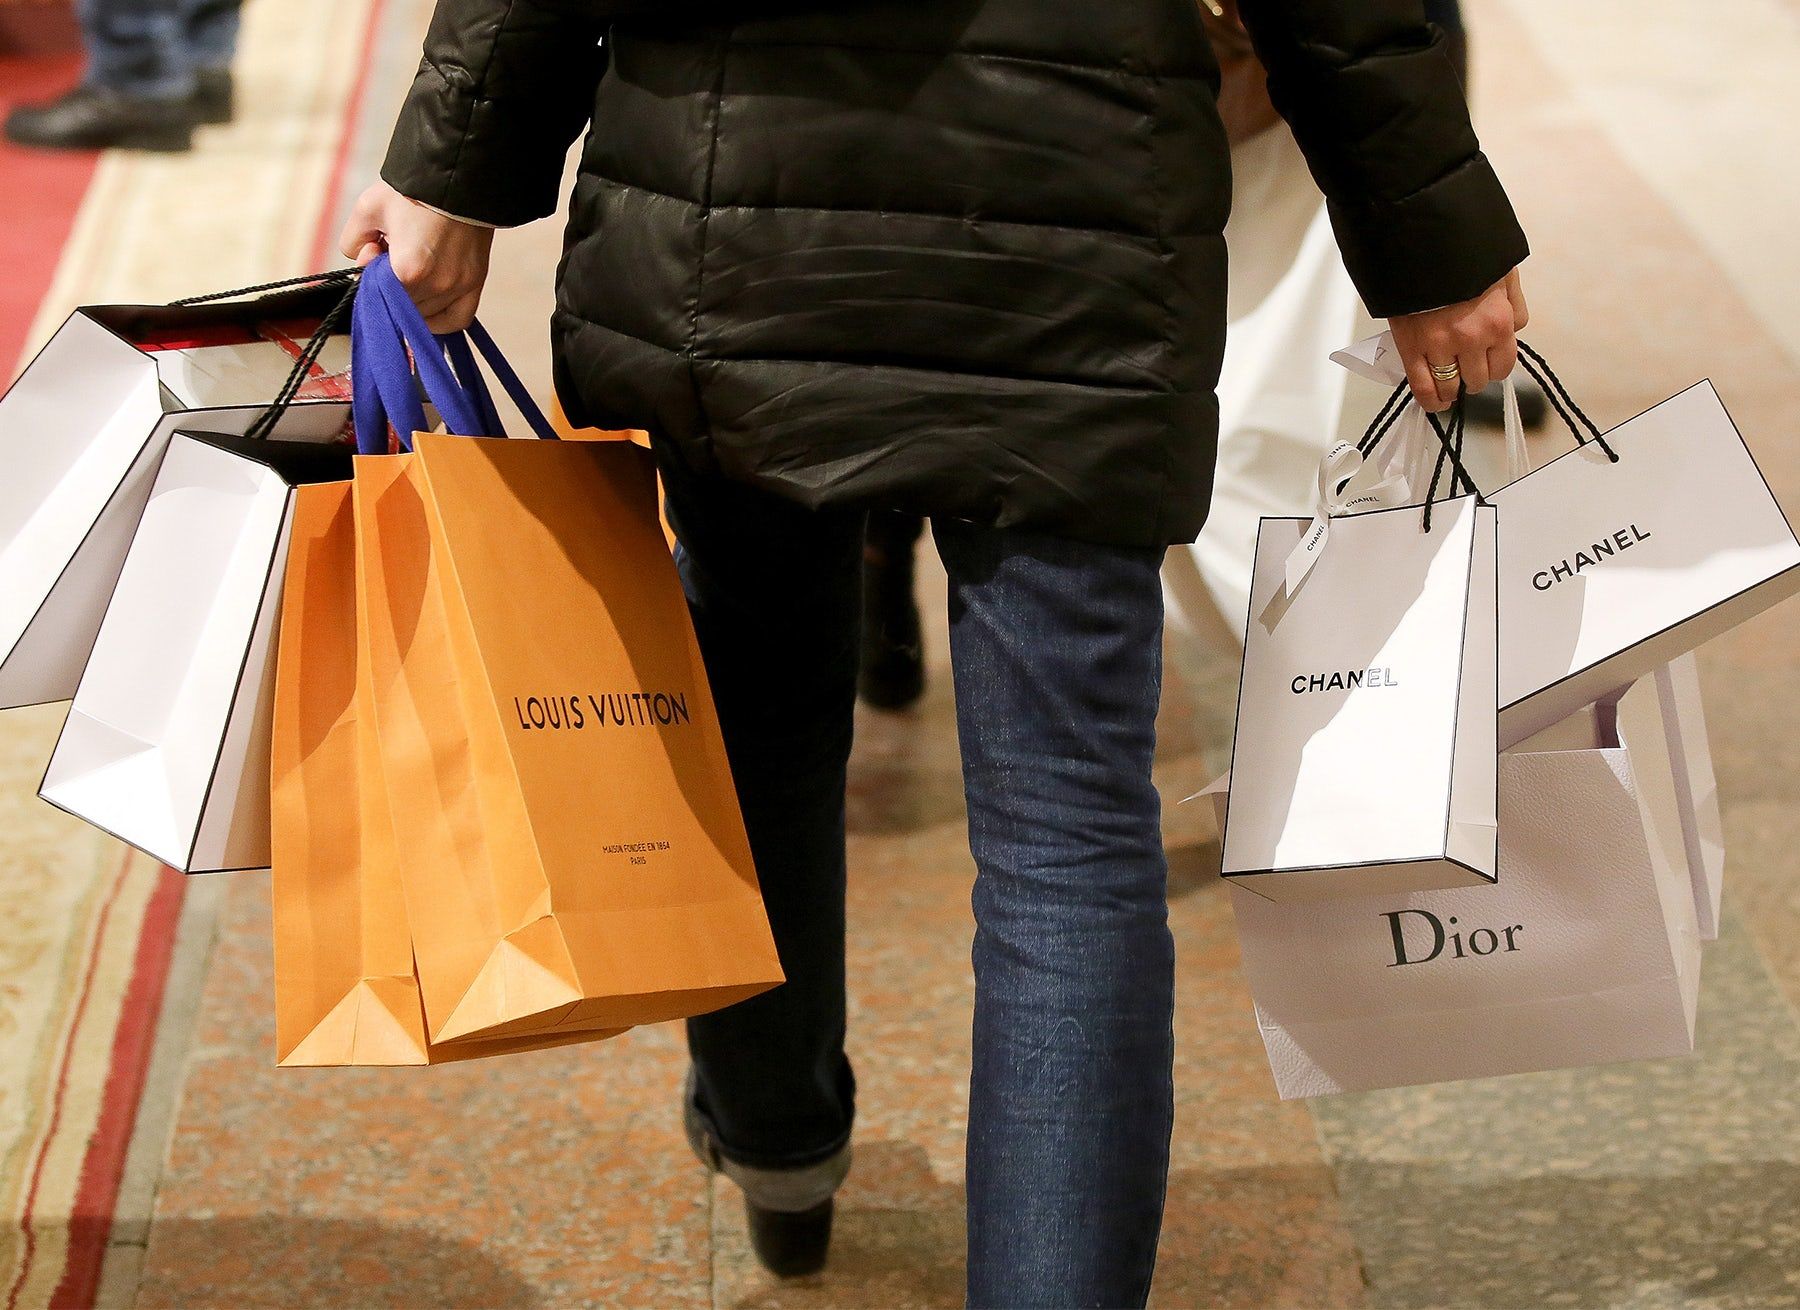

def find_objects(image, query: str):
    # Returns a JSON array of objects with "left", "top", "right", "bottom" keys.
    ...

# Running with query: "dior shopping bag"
[
  {"left": 1488, "top": 349, "right": 1800, "bottom": 746},
  {"left": 271, "top": 480, "right": 626, "bottom": 1066},
  {"left": 349, "top": 256, "right": 783, "bottom": 1046},
  {"left": 1230, "top": 677, "right": 1702, "bottom": 1098},
  {"left": 1222, "top": 394, "right": 1499, "bottom": 900},
  {"left": 0, "top": 271, "right": 356, "bottom": 708}
]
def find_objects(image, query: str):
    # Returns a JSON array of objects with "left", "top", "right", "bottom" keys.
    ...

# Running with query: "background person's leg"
[
  {"left": 182, "top": 0, "right": 243, "bottom": 123},
  {"left": 936, "top": 521, "right": 1176, "bottom": 1309},
  {"left": 656, "top": 444, "right": 863, "bottom": 1203},
  {"left": 181, "top": 0, "right": 240, "bottom": 72},
  {"left": 860, "top": 509, "right": 927, "bottom": 710},
  {"left": 5, "top": 0, "right": 200, "bottom": 150},
  {"left": 78, "top": 0, "right": 192, "bottom": 99}
]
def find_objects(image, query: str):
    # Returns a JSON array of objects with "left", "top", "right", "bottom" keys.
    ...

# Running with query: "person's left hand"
[
  {"left": 339, "top": 180, "right": 495, "bottom": 333},
  {"left": 1388, "top": 268, "right": 1530, "bottom": 413}
]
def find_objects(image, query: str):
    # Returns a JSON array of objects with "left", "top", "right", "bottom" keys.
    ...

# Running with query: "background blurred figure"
[{"left": 4, "top": 0, "right": 239, "bottom": 151}]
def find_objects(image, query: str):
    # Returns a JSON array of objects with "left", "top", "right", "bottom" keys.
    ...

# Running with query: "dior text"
[{"left": 1384, "top": 909, "right": 1522, "bottom": 967}]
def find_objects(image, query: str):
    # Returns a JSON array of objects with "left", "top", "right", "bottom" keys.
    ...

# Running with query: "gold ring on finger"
[{"left": 1429, "top": 362, "right": 1461, "bottom": 382}]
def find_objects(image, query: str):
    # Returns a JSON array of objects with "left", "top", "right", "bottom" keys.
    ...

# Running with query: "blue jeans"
[
  {"left": 663, "top": 448, "right": 1175, "bottom": 1308},
  {"left": 79, "top": 0, "right": 239, "bottom": 99}
]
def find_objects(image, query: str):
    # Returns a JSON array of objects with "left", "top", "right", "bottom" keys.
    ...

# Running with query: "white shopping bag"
[
  {"left": 40, "top": 424, "right": 353, "bottom": 872},
  {"left": 1488, "top": 377, "right": 1731, "bottom": 939},
  {"left": 1222, "top": 492, "right": 1498, "bottom": 901},
  {"left": 1655, "top": 653, "right": 1726, "bottom": 940},
  {"left": 0, "top": 275, "right": 354, "bottom": 709},
  {"left": 1490, "top": 359, "right": 1800, "bottom": 745},
  {"left": 1230, "top": 679, "right": 1701, "bottom": 1098}
]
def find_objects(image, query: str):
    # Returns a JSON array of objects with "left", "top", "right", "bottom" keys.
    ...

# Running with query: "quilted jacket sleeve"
[
  {"left": 381, "top": 0, "right": 610, "bottom": 228},
  {"left": 1237, "top": 0, "right": 1529, "bottom": 317}
]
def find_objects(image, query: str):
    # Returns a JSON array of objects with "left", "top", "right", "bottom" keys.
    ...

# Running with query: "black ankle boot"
[
  {"left": 746, "top": 1197, "right": 834, "bottom": 1278},
  {"left": 193, "top": 67, "right": 236, "bottom": 126},
  {"left": 4, "top": 85, "right": 197, "bottom": 152},
  {"left": 684, "top": 1071, "right": 849, "bottom": 1279},
  {"left": 1466, "top": 375, "right": 1550, "bottom": 430}
]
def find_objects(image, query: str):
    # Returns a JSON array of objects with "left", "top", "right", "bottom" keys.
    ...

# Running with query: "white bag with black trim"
[
  {"left": 1490, "top": 350, "right": 1800, "bottom": 746},
  {"left": 0, "top": 276, "right": 353, "bottom": 709},
  {"left": 1222, "top": 421, "right": 1499, "bottom": 902},
  {"left": 1228, "top": 679, "right": 1702, "bottom": 1098},
  {"left": 1486, "top": 374, "right": 1733, "bottom": 937},
  {"left": 39, "top": 423, "right": 353, "bottom": 873}
]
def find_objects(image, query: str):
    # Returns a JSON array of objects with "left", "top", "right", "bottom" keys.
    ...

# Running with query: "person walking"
[
  {"left": 345, "top": 2, "right": 1528, "bottom": 1304},
  {"left": 4, "top": 0, "right": 240, "bottom": 152}
]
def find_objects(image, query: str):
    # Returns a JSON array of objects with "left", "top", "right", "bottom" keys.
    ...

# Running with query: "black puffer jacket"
[{"left": 384, "top": 0, "right": 1526, "bottom": 547}]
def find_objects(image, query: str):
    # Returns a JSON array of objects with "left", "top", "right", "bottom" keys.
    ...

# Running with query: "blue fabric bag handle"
[
  {"left": 350, "top": 253, "right": 559, "bottom": 455},
  {"left": 351, "top": 267, "right": 444, "bottom": 451}
]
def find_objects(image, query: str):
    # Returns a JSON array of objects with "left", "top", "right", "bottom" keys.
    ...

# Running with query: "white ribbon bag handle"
[
  {"left": 1281, "top": 436, "right": 1412, "bottom": 597},
  {"left": 1279, "top": 329, "right": 1484, "bottom": 603}
]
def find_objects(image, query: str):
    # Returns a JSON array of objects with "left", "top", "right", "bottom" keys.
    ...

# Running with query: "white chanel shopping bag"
[
  {"left": 1490, "top": 354, "right": 1800, "bottom": 746},
  {"left": 40, "top": 424, "right": 353, "bottom": 872},
  {"left": 1487, "top": 376, "right": 1732, "bottom": 939},
  {"left": 1230, "top": 678, "right": 1702, "bottom": 1098},
  {"left": 0, "top": 274, "right": 354, "bottom": 709},
  {"left": 1222, "top": 490, "right": 1498, "bottom": 901}
]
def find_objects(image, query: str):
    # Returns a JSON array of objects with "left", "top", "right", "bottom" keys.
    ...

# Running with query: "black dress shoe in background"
[
  {"left": 193, "top": 67, "right": 235, "bottom": 126},
  {"left": 4, "top": 85, "right": 197, "bottom": 153},
  {"left": 1466, "top": 375, "right": 1551, "bottom": 430}
]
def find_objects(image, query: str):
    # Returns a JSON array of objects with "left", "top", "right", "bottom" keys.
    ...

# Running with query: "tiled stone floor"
[{"left": 112, "top": 0, "right": 1800, "bottom": 1306}]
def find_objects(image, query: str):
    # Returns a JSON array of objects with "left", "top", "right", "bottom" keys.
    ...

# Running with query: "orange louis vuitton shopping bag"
[
  {"left": 346, "top": 258, "right": 783, "bottom": 1049},
  {"left": 270, "top": 479, "right": 627, "bottom": 1066},
  {"left": 270, "top": 479, "right": 422, "bottom": 1065}
]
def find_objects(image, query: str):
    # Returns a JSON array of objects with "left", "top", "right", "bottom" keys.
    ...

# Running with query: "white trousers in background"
[{"left": 1164, "top": 126, "right": 1376, "bottom": 644}]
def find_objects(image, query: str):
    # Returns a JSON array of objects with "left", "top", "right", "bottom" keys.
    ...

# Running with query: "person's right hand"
[
  {"left": 1388, "top": 268, "right": 1530, "bottom": 413},
  {"left": 339, "top": 180, "right": 496, "bottom": 333}
]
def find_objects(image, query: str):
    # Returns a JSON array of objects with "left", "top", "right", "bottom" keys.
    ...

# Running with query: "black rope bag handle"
[
  {"left": 242, "top": 276, "right": 362, "bottom": 442},
  {"left": 1515, "top": 341, "right": 1620, "bottom": 463},
  {"left": 1422, "top": 391, "right": 1482, "bottom": 531},
  {"left": 170, "top": 267, "right": 359, "bottom": 307},
  {"left": 1355, "top": 379, "right": 1487, "bottom": 532},
  {"left": 1357, "top": 337, "right": 1621, "bottom": 533}
]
